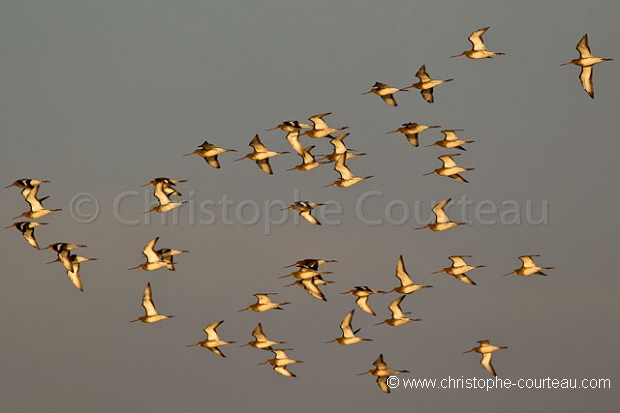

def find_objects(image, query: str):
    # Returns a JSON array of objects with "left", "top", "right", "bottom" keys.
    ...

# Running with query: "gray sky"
[{"left": 1, "top": 1, "right": 618, "bottom": 411}]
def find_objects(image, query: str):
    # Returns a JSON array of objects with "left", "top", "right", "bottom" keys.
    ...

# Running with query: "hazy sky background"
[{"left": 1, "top": 1, "right": 618, "bottom": 411}]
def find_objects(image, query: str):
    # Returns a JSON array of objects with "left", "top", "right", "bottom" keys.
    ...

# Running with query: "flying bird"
[
  {"left": 240, "top": 323, "right": 286, "bottom": 350},
  {"left": 237, "top": 293, "right": 291, "bottom": 313},
  {"left": 358, "top": 354, "right": 409, "bottom": 393},
  {"left": 423, "top": 153, "right": 474, "bottom": 183},
  {"left": 326, "top": 309, "right": 372, "bottom": 345},
  {"left": 324, "top": 153, "right": 373, "bottom": 188},
  {"left": 301, "top": 112, "right": 349, "bottom": 139},
  {"left": 259, "top": 349, "right": 303, "bottom": 378},
  {"left": 375, "top": 295, "right": 422, "bottom": 327},
  {"left": 426, "top": 129, "right": 474, "bottom": 151},
  {"left": 451, "top": 27, "right": 505, "bottom": 59},
  {"left": 560, "top": 34, "right": 613, "bottom": 98},
  {"left": 186, "top": 320, "right": 236, "bottom": 358},
  {"left": 183, "top": 141, "right": 237, "bottom": 169},
  {"left": 406, "top": 64, "right": 453, "bottom": 103},
  {"left": 362, "top": 82, "right": 408, "bottom": 106},
  {"left": 386, "top": 122, "right": 441, "bottom": 147},
  {"left": 505, "top": 255, "right": 554, "bottom": 276},
  {"left": 282, "top": 200, "right": 326, "bottom": 225},
  {"left": 389, "top": 255, "right": 433, "bottom": 294},
  {"left": 5, "top": 221, "right": 48, "bottom": 249},
  {"left": 415, "top": 198, "right": 467, "bottom": 231},
  {"left": 464, "top": 340, "right": 508, "bottom": 376},
  {"left": 130, "top": 282, "right": 174, "bottom": 323},
  {"left": 432, "top": 256, "right": 486, "bottom": 285},
  {"left": 341, "top": 286, "right": 386, "bottom": 316},
  {"left": 235, "top": 135, "right": 289, "bottom": 174}
]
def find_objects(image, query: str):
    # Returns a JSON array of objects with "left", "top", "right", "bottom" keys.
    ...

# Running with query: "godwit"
[
  {"left": 128, "top": 236, "right": 167, "bottom": 271},
  {"left": 141, "top": 178, "right": 187, "bottom": 197},
  {"left": 12, "top": 184, "right": 61, "bottom": 220},
  {"left": 48, "top": 254, "right": 97, "bottom": 292},
  {"left": 386, "top": 122, "right": 441, "bottom": 147},
  {"left": 433, "top": 256, "right": 485, "bottom": 286},
  {"left": 282, "top": 129, "right": 305, "bottom": 157},
  {"left": 324, "top": 153, "right": 373, "bottom": 188},
  {"left": 415, "top": 198, "right": 466, "bottom": 231},
  {"left": 284, "top": 258, "right": 338, "bottom": 269},
  {"left": 505, "top": 255, "right": 554, "bottom": 276},
  {"left": 281, "top": 200, "right": 325, "bottom": 225},
  {"left": 46, "top": 242, "right": 87, "bottom": 272},
  {"left": 5, "top": 221, "right": 48, "bottom": 249},
  {"left": 375, "top": 295, "right": 422, "bottom": 327},
  {"left": 389, "top": 255, "right": 433, "bottom": 294},
  {"left": 5, "top": 179, "right": 51, "bottom": 201},
  {"left": 144, "top": 179, "right": 188, "bottom": 214},
  {"left": 156, "top": 246, "right": 189, "bottom": 271},
  {"left": 423, "top": 153, "right": 474, "bottom": 183},
  {"left": 235, "top": 135, "right": 289, "bottom": 174},
  {"left": 286, "top": 146, "right": 327, "bottom": 171},
  {"left": 280, "top": 265, "right": 333, "bottom": 281},
  {"left": 266, "top": 120, "right": 311, "bottom": 132},
  {"left": 426, "top": 129, "right": 474, "bottom": 151},
  {"left": 318, "top": 133, "right": 367, "bottom": 163},
  {"left": 406, "top": 65, "right": 453, "bottom": 103},
  {"left": 362, "top": 82, "right": 408, "bottom": 106},
  {"left": 130, "top": 282, "right": 174, "bottom": 323},
  {"left": 301, "top": 112, "right": 349, "bottom": 139},
  {"left": 326, "top": 309, "right": 372, "bottom": 345},
  {"left": 341, "top": 286, "right": 386, "bottom": 316},
  {"left": 450, "top": 27, "right": 505, "bottom": 59},
  {"left": 358, "top": 354, "right": 410, "bottom": 393},
  {"left": 186, "top": 320, "right": 236, "bottom": 358},
  {"left": 284, "top": 275, "right": 334, "bottom": 301},
  {"left": 464, "top": 340, "right": 508, "bottom": 376},
  {"left": 237, "top": 293, "right": 291, "bottom": 312},
  {"left": 240, "top": 323, "right": 286, "bottom": 350},
  {"left": 183, "top": 141, "right": 237, "bottom": 169},
  {"left": 561, "top": 34, "right": 613, "bottom": 98},
  {"left": 259, "top": 349, "right": 303, "bottom": 377}
]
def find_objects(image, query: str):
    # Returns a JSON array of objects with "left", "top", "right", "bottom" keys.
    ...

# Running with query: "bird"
[
  {"left": 280, "top": 265, "right": 333, "bottom": 281},
  {"left": 432, "top": 256, "right": 485, "bottom": 286},
  {"left": 405, "top": 64, "right": 453, "bottom": 103},
  {"left": 266, "top": 120, "right": 312, "bottom": 132},
  {"left": 423, "top": 153, "right": 474, "bottom": 183},
  {"left": 130, "top": 282, "right": 174, "bottom": 323},
  {"left": 301, "top": 112, "right": 349, "bottom": 139},
  {"left": 286, "top": 146, "right": 327, "bottom": 171},
  {"left": 282, "top": 128, "right": 306, "bottom": 157},
  {"left": 385, "top": 122, "right": 441, "bottom": 147},
  {"left": 259, "top": 349, "right": 303, "bottom": 377},
  {"left": 47, "top": 254, "right": 98, "bottom": 292},
  {"left": 284, "top": 275, "right": 334, "bottom": 301},
  {"left": 281, "top": 200, "right": 325, "bottom": 225},
  {"left": 317, "top": 133, "right": 367, "bottom": 163},
  {"left": 326, "top": 309, "right": 372, "bottom": 345},
  {"left": 143, "top": 178, "right": 187, "bottom": 213},
  {"left": 5, "top": 179, "right": 51, "bottom": 201},
  {"left": 183, "top": 141, "right": 237, "bottom": 169},
  {"left": 186, "top": 320, "right": 236, "bottom": 358},
  {"left": 12, "top": 184, "right": 61, "bottom": 220},
  {"left": 284, "top": 258, "right": 338, "bottom": 269},
  {"left": 358, "top": 354, "right": 409, "bottom": 393},
  {"left": 415, "top": 198, "right": 466, "bottom": 231},
  {"left": 324, "top": 153, "right": 373, "bottom": 188},
  {"left": 426, "top": 129, "right": 474, "bottom": 151},
  {"left": 560, "top": 34, "right": 613, "bottom": 98},
  {"left": 362, "top": 82, "right": 408, "bottom": 106},
  {"left": 389, "top": 255, "right": 433, "bottom": 294},
  {"left": 45, "top": 242, "right": 88, "bottom": 272},
  {"left": 235, "top": 135, "right": 289, "bottom": 174},
  {"left": 450, "top": 27, "right": 505, "bottom": 59},
  {"left": 156, "top": 246, "right": 189, "bottom": 271},
  {"left": 375, "top": 295, "right": 422, "bottom": 327},
  {"left": 464, "top": 340, "right": 508, "bottom": 376},
  {"left": 341, "top": 286, "right": 386, "bottom": 316},
  {"left": 240, "top": 323, "right": 286, "bottom": 350},
  {"left": 237, "top": 293, "right": 291, "bottom": 312},
  {"left": 5, "top": 221, "right": 48, "bottom": 249},
  {"left": 128, "top": 236, "right": 168, "bottom": 271},
  {"left": 505, "top": 255, "right": 554, "bottom": 276}
]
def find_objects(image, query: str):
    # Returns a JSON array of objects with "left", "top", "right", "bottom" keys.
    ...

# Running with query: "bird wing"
[
  {"left": 142, "top": 237, "right": 162, "bottom": 263},
  {"left": 22, "top": 226, "right": 40, "bottom": 249},
  {"left": 300, "top": 277, "right": 326, "bottom": 301},
  {"left": 405, "top": 133, "right": 420, "bottom": 147},
  {"left": 299, "top": 210, "right": 320, "bottom": 225},
  {"left": 388, "top": 295, "right": 407, "bottom": 319},
  {"left": 415, "top": 65, "right": 431, "bottom": 82},
  {"left": 66, "top": 262, "right": 83, "bottom": 292},
  {"left": 421, "top": 89, "right": 434, "bottom": 103},
  {"left": 24, "top": 185, "right": 45, "bottom": 212},
  {"left": 330, "top": 133, "right": 349, "bottom": 154},
  {"left": 209, "top": 346, "right": 226, "bottom": 358},
  {"left": 469, "top": 27, "right": 489, "bottom": 51},
  {"left": 457, "top": 274, "right": 477, "bottom": 285},
  {"left": 579, "top": 66, "right": 594, "bottom": 98},
  {"left": 442, "top": 130, "right": 459, "bottom": 141},
  {"left": 286, "top": 130, "right": 305, "bottom": 156},
  {"left": 204, "top": 320, "right": 224, "bottom": 340},
  {"left": 380, "top": 94, "right": 398, "bottom": 106},
  {"left": 439, "top": 154, "right": 459, "bottom": 169},
  {"left": 395, "top": 255, "right": 413, "bottom": 286},
  {"left": 576, "top": 34, "right": 592, "bottom": 58},
  {"left": 377, "top": 376, "right": 390, "bottom": 393},
  {"left": 255, "top": 294, "right": 273, "bottom": 305},
  {"left": 480, "top": 353, "right": 497, "bottom": 376},
  {"left": 141, "top": 283, "right": 159, "bottom": 316},
  {"left": 519, "top": 255, "right": 538, "bottom": 268},
  {"left": 334, "top": 153, "right": 354, "bottom": 180},
  {"left": 256, "top": 159, "right": 273, "bottom": 174},
  {"left": 449, "top": 256, "right": 468, "bottom": 267},
  {"left": 274, "top": 366, "right": 295, "bottom": 377},
  {"left": 356, "top": 296, "right": 376, "bottom": 316},
  {"left": 273, "top": 349, "right": 289, "bottom": 360},
  {"left": 249, "top": 135, "right": 268, "bottom": 152},
  {"left": 153, "top": 183, "right": 173, "bottom": 206},
  {"left": 433, "top": 198, "right": 451, "bottom": 223},
  {"left": 205, "top": 156, "right": 221, "bottom": 169},
  {"left": 373, "top": 354, "right": 387, "bottom": 369},
  {"left": 252, "top": 323, "right": 268, "bottom": 342},
  {"left": 309, "top": 112, "right": 331, "bottom": 130},
  {"left": 340, "top": 310, "right": 356, "bottom": 338}
]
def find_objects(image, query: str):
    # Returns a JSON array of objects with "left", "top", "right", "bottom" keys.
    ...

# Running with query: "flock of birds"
[{"left": 7, "top": 26, "right": 607, "bottom": 393}]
